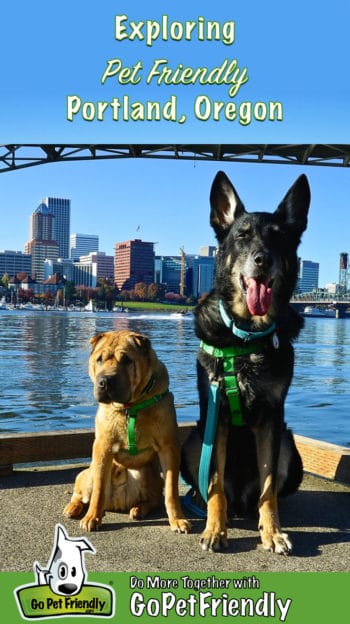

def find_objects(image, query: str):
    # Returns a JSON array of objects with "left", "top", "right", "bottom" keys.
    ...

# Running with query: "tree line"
[{"left": 0, "top": 275, "right": 197, "bottom": 309}]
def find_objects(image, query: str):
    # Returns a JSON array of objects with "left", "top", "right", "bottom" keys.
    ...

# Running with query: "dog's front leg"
[
  {"left": 200, "top": 420, "right": 228, "bottom": 552},
  {"left": 254, "top": 417, "right": 292, "bottom": 554},
  {"left": 80, "top": 437, "right": 113, "bottom": 532},
  {"left": 158, "top": 444, "right": 190, "bottom": 534}
]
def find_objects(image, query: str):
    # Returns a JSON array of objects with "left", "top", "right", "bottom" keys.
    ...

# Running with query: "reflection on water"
[
  {"left": 0, "top": 310, "right": 198, "bottom": 434},
  {"left": 0, "top": 310, "right": 349, "bottom": 446},
  {"left": 287, "top": 317, "right": 350, "bottom": 446}
]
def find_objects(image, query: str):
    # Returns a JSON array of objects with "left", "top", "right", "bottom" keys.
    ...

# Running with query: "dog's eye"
[
  {"left": 58, "top": 563, "right": 68, "bottom": 580},
  {"left": 71, "top": 566, "right": 77, "bottom": 577},
  {"left": 121, "top": 354, "right": 132, "bottom": 366},
  {"left": 96, "top": 355, "right": 103, "bottom": 364}
]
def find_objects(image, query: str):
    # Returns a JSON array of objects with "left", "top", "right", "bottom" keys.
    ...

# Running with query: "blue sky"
[
  {"left": 1, "top": 0, "right": 350, "bottom": 141},
  {"left": 1, "top": 1, "right": 350, "bottom": 286}
]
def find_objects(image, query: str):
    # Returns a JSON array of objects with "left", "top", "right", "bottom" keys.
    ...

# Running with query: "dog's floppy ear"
[
  {"left": 90, "top": 333, "right": 106, "bottom": 351},
  {"left": 130, "top": 333, "right": 151, "bottom": 353},
  {"left": 210, "top": 171, "right": 245, "bottom": 241},
  {"left": 275, "top": 174, "right": 310, "bottom": 236}
]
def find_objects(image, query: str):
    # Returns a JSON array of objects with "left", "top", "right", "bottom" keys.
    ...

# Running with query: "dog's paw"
[
  {"left": 63, "top": 501, "right": 85, "bottom": 519},
  {"left": 169, "top": 518, "right": 191, "bottom": 534},
  {"left": 129, "top": 506, "right": 144, "bottom": 521},
  {"left": 200, "top": 527, "right": 228, "bottom": 552},
  {"left": 260, "top": 529, "right": 292, "bottom": 555},
  {"left": 79, "top": 513, "right": 102, "bottom": 532}
]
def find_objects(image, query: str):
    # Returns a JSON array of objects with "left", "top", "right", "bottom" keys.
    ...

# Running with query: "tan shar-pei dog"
[{"left": 64, "top": 330, "right": 190, "bottom": 534}]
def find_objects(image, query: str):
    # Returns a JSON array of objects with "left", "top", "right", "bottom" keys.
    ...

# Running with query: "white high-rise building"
[{"left": 70, "top": 233, "right": 99, "bottom": 261}]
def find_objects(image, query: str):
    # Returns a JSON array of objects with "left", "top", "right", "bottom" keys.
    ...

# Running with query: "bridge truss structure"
[{"left": 1, "top": 144, "right": 350, "bottom": 174}]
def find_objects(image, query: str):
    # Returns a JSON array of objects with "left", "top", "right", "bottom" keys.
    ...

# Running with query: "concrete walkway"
[{"left": 1, "top": 466, "right": 349, "bottom": 573}]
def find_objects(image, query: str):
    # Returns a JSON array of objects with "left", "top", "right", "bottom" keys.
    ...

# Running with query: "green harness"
[
  {"left": 124, "top": 391, "right": 169, "bottom": 455},
  {"left": 200, "top": 340, "right": 263, "bottom": 426},
  {"left": 198, "top": 339, "right": 264, "bottom": 503}
]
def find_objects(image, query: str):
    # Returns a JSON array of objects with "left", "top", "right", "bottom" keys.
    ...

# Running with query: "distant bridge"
[{"left": 291, "top": 292, "right": 350, "bottom": 318}]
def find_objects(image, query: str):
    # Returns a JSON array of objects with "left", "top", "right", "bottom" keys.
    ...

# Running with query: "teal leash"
[{"left": 198, "top": 380, "right": 220, "bottom": 503}]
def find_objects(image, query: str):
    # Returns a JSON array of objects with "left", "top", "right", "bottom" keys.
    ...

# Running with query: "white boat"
[
  {"left": 170, "top": 310, "right": 192, "bottom": 318},
  {"left": 303, "top": 306, "right": 336, "bottom": 318},
  {"left": 113, "top": 306, "right": 129, "bottom": 313},
  {"left": 84, "top": 300, "right": 95, "bottom": 312},
  {"left": 0, "top": 296, "right": 7, "bottom": 309}
]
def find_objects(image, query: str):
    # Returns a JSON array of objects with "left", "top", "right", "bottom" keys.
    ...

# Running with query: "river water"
[{"left": 0, "top": 309, "right": 349, "bottom": 447}]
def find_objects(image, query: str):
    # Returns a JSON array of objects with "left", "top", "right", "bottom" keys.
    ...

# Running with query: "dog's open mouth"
[{"left": 240, "top": 276, "right": 273, "bottom": 316}]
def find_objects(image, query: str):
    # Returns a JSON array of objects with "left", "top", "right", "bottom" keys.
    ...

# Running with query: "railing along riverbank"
[{"left": 0, "top": 423, "right": 350, "bottom": 484}]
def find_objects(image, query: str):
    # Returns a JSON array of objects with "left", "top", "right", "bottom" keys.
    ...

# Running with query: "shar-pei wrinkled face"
[{"left": 89, "top": 330, "right": 155, "bottom": 404}]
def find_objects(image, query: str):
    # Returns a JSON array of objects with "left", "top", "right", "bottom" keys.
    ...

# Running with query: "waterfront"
[{"left": 0, "top": 309, "right": 349, "bottom": 447}]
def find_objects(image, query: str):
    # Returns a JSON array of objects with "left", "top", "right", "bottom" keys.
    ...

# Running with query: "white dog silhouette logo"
[
  {"left": 34, "top": 524, "right": 95, "bottom": 596},
  {"left": 15, "top": 524, "right": 115, "bottom": 619}
]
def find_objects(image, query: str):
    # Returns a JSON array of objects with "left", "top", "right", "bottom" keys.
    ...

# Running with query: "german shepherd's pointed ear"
[
  {"left": 275, "top": 174, "right": 310, "bottom": 236},
  {"left": 210, "top": 171, "right": 245, "bottom": 241}
]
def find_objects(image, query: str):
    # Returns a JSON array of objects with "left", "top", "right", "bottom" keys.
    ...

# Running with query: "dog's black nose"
[
  {"left": 58, "top": 583, "right": 78, "bottom": 595},
  {"left": 253, "top": 250, "right": 273, "bottom": 269}
]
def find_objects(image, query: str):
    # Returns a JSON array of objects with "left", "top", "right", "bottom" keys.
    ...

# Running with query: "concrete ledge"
[
  {"left": 0, "top": 425, "right": 349, "bottom": 484},
  {"left": 295, "top": 434, "right": 350, "bottom": 482}
]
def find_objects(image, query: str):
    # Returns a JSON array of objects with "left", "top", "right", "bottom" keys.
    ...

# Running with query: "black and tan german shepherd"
[{"left": 181, "top": 171, "right": 310, "bottom": 554}]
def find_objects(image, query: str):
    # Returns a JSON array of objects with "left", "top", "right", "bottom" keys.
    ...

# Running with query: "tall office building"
[
  {"left": 297, "top": 259, "right": 319, "bottom": 293},
  {"left": 24, "top": 203, "right": 59, "bottom": 281},
  {"left": 74, "top": 252, "right": 114, "bottom": 288},
  {"left": 154, "top": 255, "right": 183, "bottom": 293},
  {"left": 42, "top": 197, "right": 71, "bottom": 259},
  {"left": 188, "top": 255, "right": 215, "bottom": 297},
  {"left": 70, "top": 233, "right": 99, "bottom": 261},
  {"left": 44, "top": 258, "right": 74, "bottom": 282},
  {"left": 199, "top": 245, "right": 217, "bottom": 258},
  {"left": 0, "top": 250, "right": 32, "bottom": 278},
  {"left": 114, "top": 239, "right": 154, "bottom": 290},
  {"left": 155, "top": 251, "right": 215, "bottom": 297}
]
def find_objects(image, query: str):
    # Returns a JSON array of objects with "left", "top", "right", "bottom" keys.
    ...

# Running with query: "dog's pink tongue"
[{"left": 246, "top": 278, "right": 272, "bottom": 316}]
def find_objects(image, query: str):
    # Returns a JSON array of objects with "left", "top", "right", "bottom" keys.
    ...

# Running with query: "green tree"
[
  {"left": 64, "top": 281, "right": 76, "bottom": 305},
  {"left": 96, "top": 278, "right": 116, "bottom": 310},
  {"left": 1, "top": 273, "right": 10, "bottom": 289}
]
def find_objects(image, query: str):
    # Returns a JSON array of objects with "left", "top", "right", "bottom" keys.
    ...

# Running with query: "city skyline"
[
  {"left": 0, "top": 156, "right": 349, "bottom": 288},
  {"left": 1, "top": 198, "right": 323, "bottom": 292}
]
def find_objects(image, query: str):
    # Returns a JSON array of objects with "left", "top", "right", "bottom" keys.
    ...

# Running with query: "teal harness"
[{"left": 197, "top": 300, "right": 279, "bottom": 503}]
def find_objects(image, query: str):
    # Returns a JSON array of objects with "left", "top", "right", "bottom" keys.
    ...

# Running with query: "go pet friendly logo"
[{"left": 15, "top": 524, "right": 115, "bottom": 619}]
